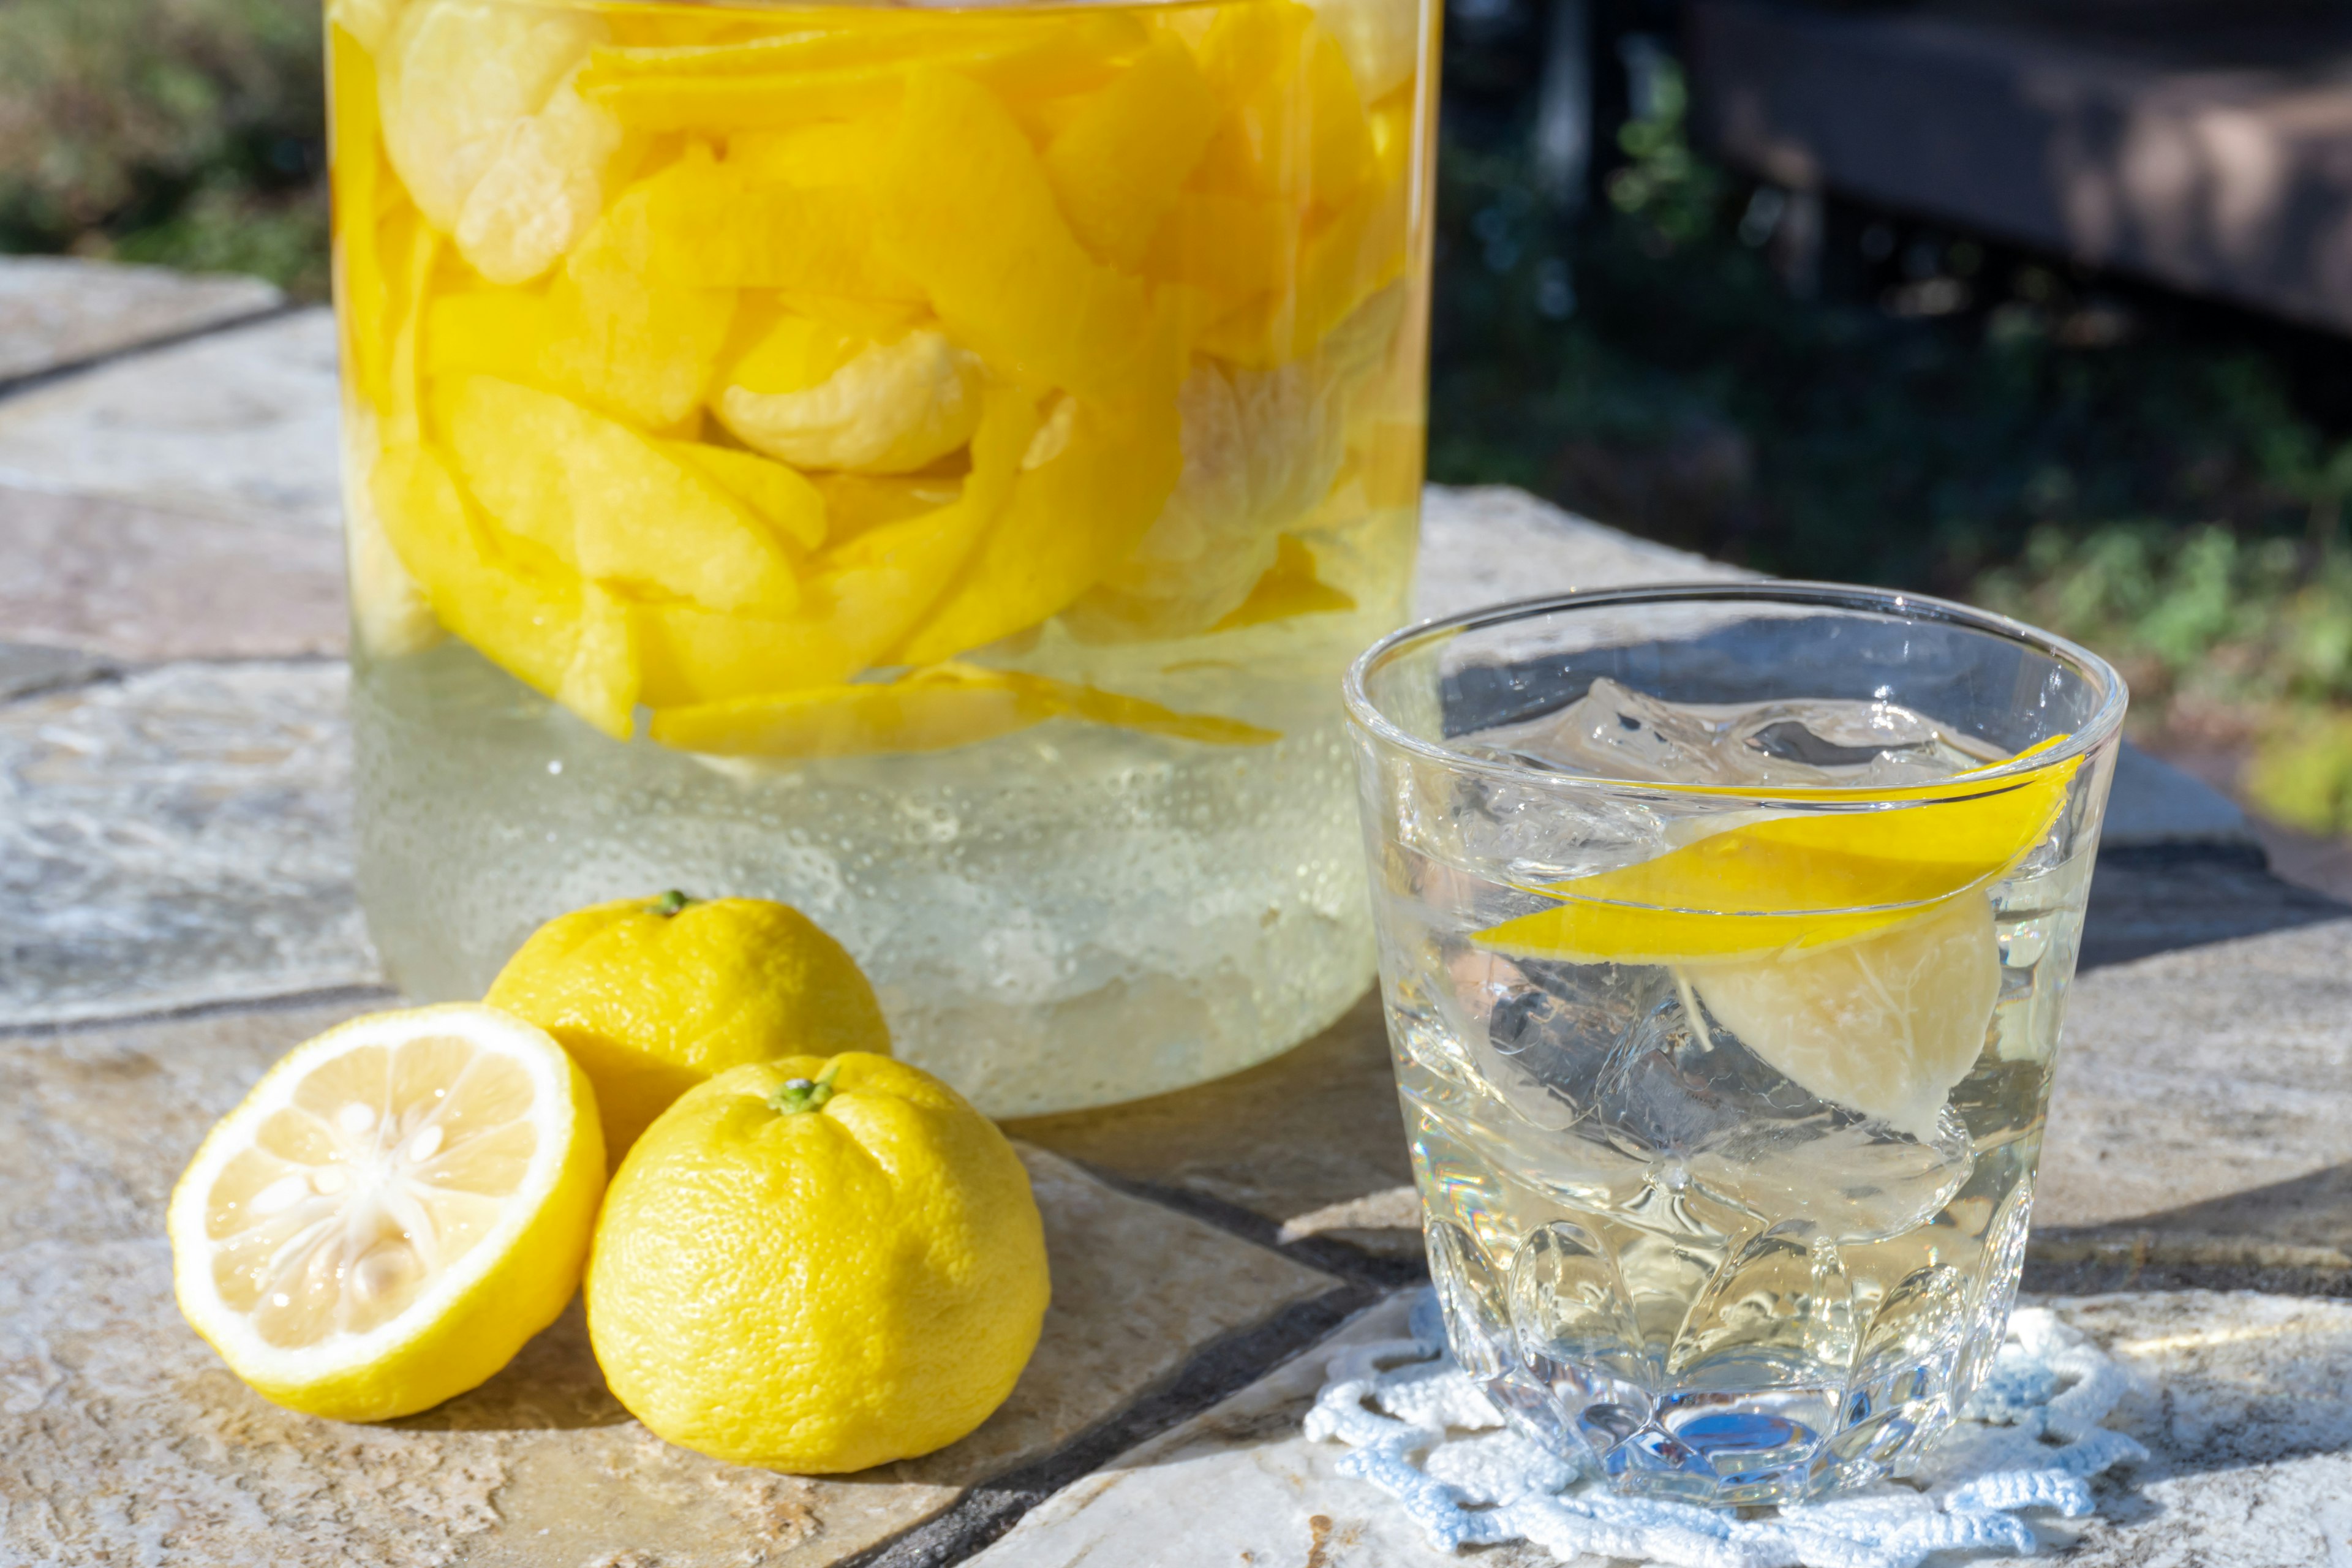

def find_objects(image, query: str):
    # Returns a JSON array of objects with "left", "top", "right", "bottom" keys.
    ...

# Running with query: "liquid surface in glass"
[
  {"left": 1378, "top": 679, "right": 2091, "bottom": 1504},
  {"left": 330, "top": 0, "right": 1434, "bottom": 1112}
]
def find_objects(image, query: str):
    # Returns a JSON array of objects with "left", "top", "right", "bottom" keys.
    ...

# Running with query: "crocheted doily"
[{"left": 1304, "top": 1292, "right": 2146, "bottom": 1568}]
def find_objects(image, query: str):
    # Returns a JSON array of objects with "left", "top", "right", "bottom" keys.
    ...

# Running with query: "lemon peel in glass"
[
  {"left": 1475, "top": 738, "right": 2081, "bottom": 1138},
  {"left": 377, "top": 0, "right": 605, "bottom": 233}
]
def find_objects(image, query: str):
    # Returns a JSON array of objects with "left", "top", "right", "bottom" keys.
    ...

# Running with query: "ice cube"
[
  {"left": 1426, "top": 762, "right": 1668, "bottom": 884},
  {"left": 1469, "top": 678, "right": 1742, "bottom": 784},
  {"left": 1592, "top": 982, "right": 1823, "bottom": 1163},
  {"left": 1479, "top": 958, "right": 1655, "bottom": 1131},
  {"left": 1697, "top": 1107, "right": 1975, "bottom": 1243},
  {"left": 1721, "top": 697, "right": 1995, "bottom": 785},
  {"left": 1466, "top": 951, "right": 1980, "bottom": 1238},
  {"left": 1463, "top": 678, "right": 1997, "bottom": 790}
]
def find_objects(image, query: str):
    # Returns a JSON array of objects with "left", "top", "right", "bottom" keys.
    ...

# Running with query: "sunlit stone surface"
[{"left": 7, "top": 262, "right": 2352, "bottom": 1564}]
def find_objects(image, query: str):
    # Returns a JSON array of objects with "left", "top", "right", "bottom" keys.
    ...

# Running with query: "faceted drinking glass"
[
  {"left": 326, "top": 0, "right": 1439, "bottom": 1114},
  {"left": 1342, "top": 584, "right": 2125, "bottom": 1504}
]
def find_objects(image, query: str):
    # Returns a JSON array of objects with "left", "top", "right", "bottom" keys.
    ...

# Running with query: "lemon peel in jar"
[{"left": 716, "top": 317, "right": 985, "bottom": 476}]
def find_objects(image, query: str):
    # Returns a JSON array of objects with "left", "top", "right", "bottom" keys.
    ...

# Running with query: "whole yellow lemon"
[
  {"left": 485, "top": 891, "right": 889, "bottom": 1167},
  {"left": 586, "top": 1053, "right": 1050, "bottom": 1472}
]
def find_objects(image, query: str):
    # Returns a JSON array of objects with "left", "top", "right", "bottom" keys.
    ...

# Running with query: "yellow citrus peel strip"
[
  {"left": 1475, "top": 736, "right": 2079, "bottom": 967},
  {"left": 648, "top": 661, "right": 1276, "bottom": 760}
]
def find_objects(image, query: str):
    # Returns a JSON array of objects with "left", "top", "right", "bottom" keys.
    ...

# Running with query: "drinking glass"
[
  {"left": 1343, "top": 584, "right": 2125, "bottom": 1504},
  {"left": 326, "top": 0, "right": 1439, "bottom": 1114}
]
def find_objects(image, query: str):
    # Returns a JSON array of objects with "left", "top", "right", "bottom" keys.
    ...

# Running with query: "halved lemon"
[{"left": 168, "top": 1004, "right": 605, "bottom": 1421}]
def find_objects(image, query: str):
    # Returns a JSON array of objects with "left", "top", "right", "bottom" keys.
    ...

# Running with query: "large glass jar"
[{"left": 328, "top": 0, "right": 1438, "bottom": 1114}]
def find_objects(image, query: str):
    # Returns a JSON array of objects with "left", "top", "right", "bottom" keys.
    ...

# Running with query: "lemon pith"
[
  {"left": 167, "top": 1003, "right": 605, "bottom": 1422},
  {"left": 485, "top": 892, "right": 891, "bottom": 1168},
  {"left": 586, "top": 1052, "right": 1050, "bottom": 1473},
  {"left": 1689, "top": 891, "right": 2003, "bottom": 1140}
]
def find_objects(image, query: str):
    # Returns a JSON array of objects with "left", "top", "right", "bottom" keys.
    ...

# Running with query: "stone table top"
[{"left": 7, "top": 257, "right": 2352, "bottom": 1567}]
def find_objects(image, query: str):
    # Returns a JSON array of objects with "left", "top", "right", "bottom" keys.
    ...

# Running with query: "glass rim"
[{"left": 1341, "top": 580, "right": 2129, "bottom": 802}]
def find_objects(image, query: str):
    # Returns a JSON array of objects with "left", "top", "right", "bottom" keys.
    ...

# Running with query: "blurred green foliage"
[
  {"left": 1428, "top": 52, "right": 2352, "bottom": 594},
  {"left": 1976, "top": 522, "right": 2352, "bottom": 831},
  {"left": 1425, "top": 47, "right": 2352, "bottom": 834},
  {"left": 2245, "top": 715, "right": 2352, "bottom": 837},
  {"left": 0, "top": 0, "right": 326, "bottom": 292}
]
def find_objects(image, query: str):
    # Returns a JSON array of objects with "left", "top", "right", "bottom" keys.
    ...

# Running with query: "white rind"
[{"left": 167, "top": 1003, "right": 581, "bottom": 1384}]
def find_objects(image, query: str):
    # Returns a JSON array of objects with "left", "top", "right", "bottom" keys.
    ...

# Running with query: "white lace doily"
[{"left": 1304, "top": 1292, "right": 2146, "bottom": 1568}]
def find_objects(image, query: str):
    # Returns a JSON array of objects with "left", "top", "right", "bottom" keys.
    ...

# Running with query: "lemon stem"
[
  {"left": 769, "top": 1058, "right": 844, "bottom": 1115},
  {"left": 649, "top": 889, "right": 695, "bottom": 917}
]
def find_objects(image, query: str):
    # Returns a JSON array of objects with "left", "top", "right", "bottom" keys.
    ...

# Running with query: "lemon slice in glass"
[
  {"left": 1684, "top": 890, "right": 2001, "bottom": 1140},
  {"left": 168, "top": 1004, "right": 605, "bottom": 1421},
  {"left": 1476, "top": 741, "right": 2079, "bottom": 1138}
]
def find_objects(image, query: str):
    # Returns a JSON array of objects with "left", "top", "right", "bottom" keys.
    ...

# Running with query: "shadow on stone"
[
  {"left": 2067, "top": 1300, "right": 2352, "bottom": 1490},
  {"left": 2029, "top": 1161, "right": 2352, "bottom": 1300},
  {"left": 839, "top": 1285, "right": 1375, "bottom": 1568},
  {"left": 0, "top": 641, "right": 115, "bottom": 703},
  {"left": 393, "top": 1297, "right": 635, "bottom": 1433},
  {"left": 2081, "top": 843, "right": 2352, "bottom": 970},
  {"left": 1006, "top": 990, "right": 1421, "bottom": 1289}
]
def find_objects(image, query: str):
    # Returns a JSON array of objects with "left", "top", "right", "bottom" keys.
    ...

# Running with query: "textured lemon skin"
[
  {"left": 166, "top": 1005, "right": 606, "bottom": 1422},
  {"left": 486, "top": 895, "right": 890, "bottom": 1167},
  {"left": 587, "top": 1053, "right": 1049, "bottom": 1472}
]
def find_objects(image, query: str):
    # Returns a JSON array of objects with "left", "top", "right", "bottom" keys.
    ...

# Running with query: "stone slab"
[
  {"left": 973, "top": 1286, "right": 2352, "bottom": 1568},
  {"left": 2081, "top": 843, "right": 2350, "bottom": 970},
  {"left": 0, "top": 998, "right": 1344, "bottom": 1567},
  {"left": 2037, "top": 915, "right": 2352, "bottom": 1290},
  {"left": 968, "top": 1293, "right": 1544, "bottom": 1568},
  {"left": 0, "top": 660, "right": 380, "bottom": 1028},
  {"left": 0, "top": 483, "right": 348, "bottom": 662},
  {"left": 0, "top": 642, "right": 113, "bottom": 703},
  {"left": 2132, "top": 741, "right": 2352, "bottom": 904},
  {"left": 1009, "top": 993, "right": 1422, "bottom": 1275},
  {"left": 2055, "top": 1289, "right": 2352, "bottom": 1565},
  {"left": 1416, "top": 483, "right": 1752, "bottom": 620},
  {"left": 0, "top": 256, "right": 283, "bottom": 390},
  {"left": 0, "top": 307, "right": 342, "bottom": 530}
]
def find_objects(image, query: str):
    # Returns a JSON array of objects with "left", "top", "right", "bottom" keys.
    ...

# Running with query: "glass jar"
[{"left": 327, "top": 0, "right": 1438, "bottom": 1114}]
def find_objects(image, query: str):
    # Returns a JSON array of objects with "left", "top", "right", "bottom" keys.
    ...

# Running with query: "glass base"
[
  {"left": 352, "top": 641, "right": 1375, "bottom": 1117},
  {"left": 1420, "top": 1172, "right": 2034, "bottom": 1507}
]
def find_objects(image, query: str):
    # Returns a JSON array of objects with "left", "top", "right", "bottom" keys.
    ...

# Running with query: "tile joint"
[
  {"left": 0, "top": 300, "right": 303, "bottom": 403},
  {"left": 0, "top": 983, "right": 401, "bottom": 1042},
  {"left": 0, "top": 650, "right": 355, "bottom": 714}
]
